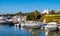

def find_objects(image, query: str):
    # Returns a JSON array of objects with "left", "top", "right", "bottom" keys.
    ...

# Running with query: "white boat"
[
  {"left": 0, "top": 16, "right": 14, "bottom": 25},
  {"left": 22, "top": 21, "right": 41, "bottom": 28},
  {"left": 0, "top": 16, "right": 6, "bottom": 23},
  {"left": 43, "top": 22, "right": 57, "bottom": 31}
]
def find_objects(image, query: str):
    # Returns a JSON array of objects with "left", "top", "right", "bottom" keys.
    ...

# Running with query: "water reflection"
[
  {"left": 15, "top": 26, "right": 45, "bottom": 36},
  {"left": 48, "top": 31, "right": 60, "bottom": 36},
  {"left": 0, "top": 24, "right": 60, "bottom": 36},
  {"left": 25, "top": 28, "right": 45, "bottom": 36},
  {"left": 14, "top": 26, "right": 60, "bottom": 36}
]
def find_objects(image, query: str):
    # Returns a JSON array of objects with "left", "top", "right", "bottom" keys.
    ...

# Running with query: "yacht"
[
  {"left": 0, "top": 16, "right": 14, "bottom": 25},
  {"left": 21, "top": 21, "right": 41, "bottom": 28},
  {"left": 0, "top": 16, "right": 6, "bottom": 24},
  {"left": 42, "top": 22, "right": 57, "bottom": 31}
]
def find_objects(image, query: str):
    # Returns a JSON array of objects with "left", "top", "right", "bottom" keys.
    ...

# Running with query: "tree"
[
  {"left": 26, "top": 10, "right": 41, "bottom": 21},
  {"left": 49, "top": 10, "right": 55, "bottom": 14},
  {"left": 26, "top": 12, "right": 35, "bottom": 21},
  {"left": 34, "top": 10, "right": 41, "bottom": 20},
  {"left": 56, "top": 11, "right": 60, "bottom": 14},
  {"left": 13, "top": 12, "right": 23, "bottom": 16}
]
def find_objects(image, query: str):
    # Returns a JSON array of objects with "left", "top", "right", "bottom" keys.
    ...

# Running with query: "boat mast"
[
  {"left": 36, "top": 0, "right": 38, "bottom": 10},
  {"left": 35, "top": 0, "right": 38, "bottom": 21}
]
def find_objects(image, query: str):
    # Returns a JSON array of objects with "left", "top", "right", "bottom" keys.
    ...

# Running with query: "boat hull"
[{"left": 48, "top": 27, "right": 57, "bottom": 31}]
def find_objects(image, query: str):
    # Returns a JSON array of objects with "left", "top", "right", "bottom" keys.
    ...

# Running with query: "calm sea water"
[{"left": 0, "top": 24, "right": 60, "bottom": 36}]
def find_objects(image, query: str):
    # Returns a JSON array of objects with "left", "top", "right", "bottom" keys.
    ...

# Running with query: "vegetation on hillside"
[
  {"left": 26, "top": 10, "right": 41, "bottom": 21},
  {"left": 40, "top": 10, "right": 60, "bottom": 24},
  {"left": 0, "top": 10, "right": 60, "bottom": 24}
]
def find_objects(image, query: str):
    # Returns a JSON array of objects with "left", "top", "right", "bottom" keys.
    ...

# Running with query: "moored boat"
[
  {"left": 21, "top": 21, "right": 42, "bottom": 28},
  {"left": 42, "top": 22, "right": 57, "bottom": 31}
]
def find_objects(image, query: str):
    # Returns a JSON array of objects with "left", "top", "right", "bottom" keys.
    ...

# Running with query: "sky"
[{"left": 0, "top": 0, "right": 60, "bottom": 14}]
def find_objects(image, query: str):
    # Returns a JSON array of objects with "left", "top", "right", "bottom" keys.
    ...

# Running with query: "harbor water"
[{"left": 0, "top": 24, "right": 60, "bottom": 36}]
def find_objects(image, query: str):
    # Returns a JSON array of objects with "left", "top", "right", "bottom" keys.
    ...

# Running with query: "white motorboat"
[
  {"left": 42, "top": 22, "right": 57, "bottom": 31},
  {"left": 0, "top": 16, "right": 6, "bottom": 23},
  {"left": 0, "top": 16, "right": 14, "bottom": 25},
  {"left": 23, "top": 21, "right": 41, "bottom": 28}
]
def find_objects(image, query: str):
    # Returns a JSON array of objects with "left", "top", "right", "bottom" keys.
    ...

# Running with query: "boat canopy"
[
  {"left": 48, "top": 22, "right": 57, "bottom": 25},
  {"left": 0, "top": 16, "right": 6, "bottom": 20}
]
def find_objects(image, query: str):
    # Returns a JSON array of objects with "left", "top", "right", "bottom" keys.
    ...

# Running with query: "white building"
[
  {"left": 41, "top": 9, "right": 49, "bottom": 14},
  {"left": 13, "top": 15, "right": 26, "bottom": 22},
  {"left": 13, "top": 16, "right": 22, "bottom": 22}
]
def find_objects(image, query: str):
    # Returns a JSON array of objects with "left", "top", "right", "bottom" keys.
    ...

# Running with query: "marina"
[
  {"left": 0, "top": 0, "right": 60, "bottom": 36},
  {"left": 0, "top": 16, "right": 60, "bottom": 31},
  {"left": 0, "top": 16, "right": 60, "bottom": 36}
]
